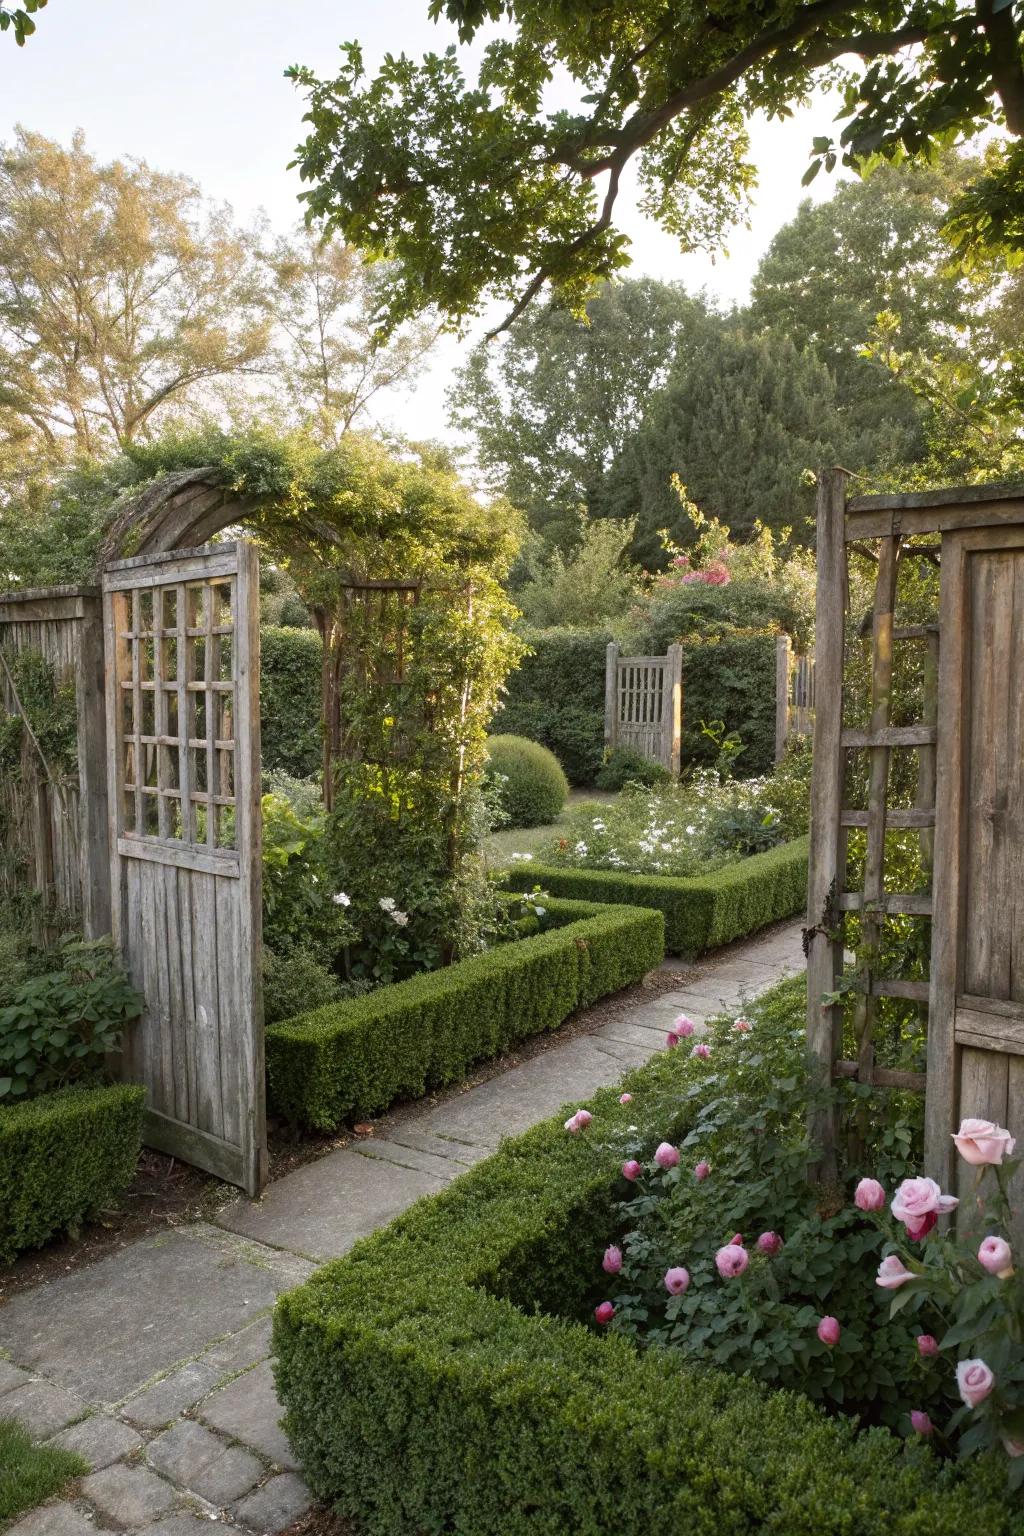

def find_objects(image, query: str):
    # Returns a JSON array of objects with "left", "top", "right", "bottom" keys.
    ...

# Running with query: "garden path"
[{"left": 0, "top": 920, "right": 804, "bottom": 1536}]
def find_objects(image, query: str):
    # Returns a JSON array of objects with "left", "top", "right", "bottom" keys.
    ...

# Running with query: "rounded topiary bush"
[{"left": 485, "top": 735, "right": 568, "bottom": 828}]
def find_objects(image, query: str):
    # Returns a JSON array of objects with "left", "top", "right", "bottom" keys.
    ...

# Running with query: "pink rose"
[
  {"left": 575, "top": 1109, "right": 592, "bottom": 1128},
  {"left": 876, "top": 1254, "right": 916, "bottom": 1289},
  {"left": 654, "top": 1142, "right": 680, "bottom": 1170},
  {"left": 664, "top": 1266, "right": 690, "bottom": 1295},
  {"left": 619, "top": 1093, "right": 633, "bottom": 1104},
  {"left": 694, "top": 1160, "right": 710, "bottom": 1182},
  {"left": 732, "top": 1017, "right": 752, "bottom": 1033},
  {"left": 622, "top": 1159, "right": 642, "bottom": 1182},
  {"left": 916, "top": 1334, "right": 939, "bottom": 1358},
  {"left": 602, "top": 1245, "right": 623, "bottom": 1275},
  {"left": 666, "top": 1031, "right": 681, "bottom": 1049},
  {"left": 957, "top": 1358, "right": 995, "bottom": 1409},
  {"left": 891, "top": 1177, "right": 958, "bottom": 1237},
  {"left": 594, "top": 1301, "right": 615, "bottom": 1326},
  {"left": 564, "top": 1109, "right": 593, "bottom": 1134},
  {"left": 953, "top": 1118, "right": 1016, "bottom": 1166},
  {"left": 756, "top": 1231, "right": 783, "bottom": 1257},
  {"left": 854, "top": 1178, "right": 886, "bottom": 1212},
  {"left": 978, "top": 1235, "right": 1014, "bottom": 1277},
  {"left": 673, "top": 1015, "right": 695, "bottom": 1037},
  {"left": 910, "top": 1410, "right": 933, "bottom": 1437},
  {"left": 691, "top": 1042, "right": 710, "bottom": 1060},
  {"left": 715, "top": 1242, "right": 749, "bottom": 1279},
  {"left": 817, "top": 1316, "right": 841, "bottom": 1347}
]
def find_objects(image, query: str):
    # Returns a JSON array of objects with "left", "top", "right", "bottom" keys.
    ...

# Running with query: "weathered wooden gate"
[
  {"left": 604, "top": 642, "right": 683, "bottom": 775},
  {"left": 102, "top": 542, "right": 266, "bottom": 1195},
  {"left": 807, "top": 472, "right": 1024, "bottom": 1236}
]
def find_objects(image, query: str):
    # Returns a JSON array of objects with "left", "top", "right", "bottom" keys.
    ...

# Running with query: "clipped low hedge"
[
  {"left": 504, "top": 836, "right": 809, "bottom": 958},
  {"left": 266, "top": 897, "right": 664, "bottom": 1130},
  {"left": 273, "top": 991, "right": 1015, "bottom": 1536},
  {"left": 0, "top": 1082, "right": 146, "bottom": 1263}
]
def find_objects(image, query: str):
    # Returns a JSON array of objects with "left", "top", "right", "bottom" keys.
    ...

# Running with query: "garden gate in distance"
[
  {"left": 807, "top": 471, "right": 1024, "bottom": 1240},
  {"left": 102, "top": 540, "right": 266, "bottom": 1196}
]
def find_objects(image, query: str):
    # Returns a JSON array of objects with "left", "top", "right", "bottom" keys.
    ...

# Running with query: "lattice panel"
[{"left": 112, "top": 575, "right": 237, "bottom": 852}]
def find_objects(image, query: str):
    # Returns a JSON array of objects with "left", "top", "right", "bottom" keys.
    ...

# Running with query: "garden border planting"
[
  {"left": 503, "top": 835, "right": 809, "bottom": 957},
  {"left": 0, "top": 1082, "right": 146, "bottom": 1263},
  {"left": 272, "top": 990, "right": 1015, "bottom": 1536},
  {"left": 265, "top": 896, "right": 665, "bottom": 1130}
]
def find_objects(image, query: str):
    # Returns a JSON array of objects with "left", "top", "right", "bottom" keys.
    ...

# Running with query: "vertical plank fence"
[
  {"left": 775, "top": 635, "right": 815, "bottom": 760},
  {"left": 604, "top": 642, "right": 683, "bottom": 775},
  {"left": 0, "top": 586, "right": 110, "bottom": 937}
]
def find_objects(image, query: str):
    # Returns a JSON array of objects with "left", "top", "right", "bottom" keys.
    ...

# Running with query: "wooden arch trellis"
[{"left": 807, "top": 469, "right": 1024, "bottom": 1238}]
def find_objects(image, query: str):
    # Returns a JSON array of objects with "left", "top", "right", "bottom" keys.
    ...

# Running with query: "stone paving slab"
[
  {"left": 148, "top": 1418, "right": 264, "bottom": 1503},
  {"left": 354, "top": 1137, "right": 462, "bottom": 1181},
  {"left": 233, "top": 1472, "right": 312, "bottom": 1530},
  {"left": 0, "top": 1225, "right": 310, "bottom": 1404},
  {"left": 385, "top": 1127, "right": 492, "bottom": 1166},
  {"left": 0, "top": 1358, "right": 30, "bottom": 1396},
  {"left": 217, "top": 1146, "right": 447, "bottom": 1262},
  {"left": 47, "top": 1411, "right": 143, "bottom": 1468},
  {"left": 81, "top": 1462, "right": 179, "bottom": 1524},
  {"left": 6, "top": 1505, "right": 97, "bottom": 1536},
  {"left": 0, "top": 1378, "right": 86, "bottom": 1438},
  {"left": 199, "top": 1360, "right": 297, "bottom": 1469}
]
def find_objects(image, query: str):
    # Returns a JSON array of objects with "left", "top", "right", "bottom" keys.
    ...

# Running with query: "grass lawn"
[
  {"left": 0, "top": 1417, "right": 87, "bottom": 1522},
  {"left": 484, "top": 790, "right": 617, "bottom": 866}
]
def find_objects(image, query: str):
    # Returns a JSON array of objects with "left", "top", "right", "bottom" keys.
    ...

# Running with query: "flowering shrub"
[
  {"left": 596, "top": 994, "right": 928, "bottom": 1422},
  {"left": 544, "top": 774, "right": 787, "bottom": 877},
  {"left": 852, "top": 1122, "right": 1024, "bottom": 1485}
]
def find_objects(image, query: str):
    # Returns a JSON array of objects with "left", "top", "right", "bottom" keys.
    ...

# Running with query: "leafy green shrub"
[
  {"left": 263, "top": 945, "right": 343, "bottom": 1027},
  {"left": 595, "top": 747, "right": 671, "bottom": 791},
  {"left": 605, "top": 988, "right": 927, "bottom": 1426},
  {"left": 765, "top": 737, "right": 813, "bottom": 839},
  {"left": 262, "top": 793, "right": 355, "bottom": 968},
  {"left": 266, "top": 897, "right": 664, "bottom": 1128},
  {"left": 0, "top": 1418, "right": 87, "bottom": 1520},
  {"left": 497, "top": 626, "right": 610, "bottom": 784},
  {"left": 260, "top": 626, "right": 323, "bottom": 779},
  {"left": 485, "top": 734, "right": 569, "bottom": 827},
  {"left": 505, "top": 837, "right": 808, "bottom": 957},
  {"left": 678, "top": 627, "right": 779, "bottom": 775},
  {"left": 0, "top": 939, "right": 143, "bottom": 1101},
  {"left": 272, "top": 980, "right": 1016, "bottom": 1536},
  {"left": 0, "top": 1082, "right": 145, "bottom": 1262}
]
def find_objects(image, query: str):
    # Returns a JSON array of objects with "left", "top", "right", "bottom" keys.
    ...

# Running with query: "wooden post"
[
  {"left": 775, "top": 634, "right": 792, "bottom": 762},
  {"left": 806, "top": 468, "right": 849, "bottom": 1176},
  {"left": 604, "top": 641, "right": 619, "bottom": 755},
  {"left": 75, "top": 592, "right": 111, "bottom": 939},
  {"left": 666, "top": 642, "right": 683, "bottom": 777}
]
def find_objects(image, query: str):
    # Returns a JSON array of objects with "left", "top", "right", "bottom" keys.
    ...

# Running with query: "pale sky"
[{"left": 0, "top": 0, "right": 851, "bottom": 442}]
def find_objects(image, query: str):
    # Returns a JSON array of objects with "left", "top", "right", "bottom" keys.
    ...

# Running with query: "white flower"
[
  {"left": 574, "top": 841, "right": 588, "bottom": 856},
  {"left": 533, "top": 905, "right": 546, "bottom": 916},
  {"left": 390, "top": 909, "right": 410, "bottom": 926},
  {"left": 378, "top": 896, "right": 397, "bottom": 912},
  {"left": 509, "top": 852, "right": 533, "bottom": 862},
  {"left": 333, "top": 891, "right": 351, "bottom": 907},
  {"left": 686, "top": 825, "right": 696, "bottom": 835}
]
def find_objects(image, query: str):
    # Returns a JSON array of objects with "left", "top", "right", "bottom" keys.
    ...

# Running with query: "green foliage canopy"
[{"left": 289, "top": 2, "right": 1024, "bottom": 334}]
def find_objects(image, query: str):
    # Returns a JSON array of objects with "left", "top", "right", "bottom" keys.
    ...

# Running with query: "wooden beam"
[
  {"left": 833, "top": 1061, "right": 927, "bottom": 1091},
  {"left": 841, "top": 725, "right": 937, "bottom": 749}
]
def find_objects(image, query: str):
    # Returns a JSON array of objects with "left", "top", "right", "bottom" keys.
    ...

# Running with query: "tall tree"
[
  {"left": 605, "top": 327, "right": 845, "bottom": 563},
  {"left": 0, "top": 129, "right": 270, "bottom": 462},
  {"left": 261, "top": 227, "right": 440, "bottom": 443},
  {"left": 448, "top": 277, "right": 711, "bottom": 547},
  {"left": 748, "top": 151, "right": 1002, "bottom": 464},
  {"left": 289, "top": 2, "right": 1024, "bottom": 335}
]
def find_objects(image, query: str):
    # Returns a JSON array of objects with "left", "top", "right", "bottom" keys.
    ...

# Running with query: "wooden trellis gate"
[
  {"left": 102, "top": 542, "right": 266, "bottom": 1195},
  {"left": 807, "top": 471, "right": 1024, "bottom": 1235},
  {"left": 604, "top": 642, "right": 683, "bottom": 775}
]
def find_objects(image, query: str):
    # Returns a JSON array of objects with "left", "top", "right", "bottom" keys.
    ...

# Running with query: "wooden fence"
[
  {"left": 774, "top": 635, "right": 815, "bottom": 760},
  {"left": 0, "top": 585, "right": 109, "bottom": 938},
  {"left": 604, "top": 642, "right": 683, "bottom": 775}
]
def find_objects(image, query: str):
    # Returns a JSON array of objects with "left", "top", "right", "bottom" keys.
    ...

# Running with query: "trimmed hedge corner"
[
  {"left": 266, "top": 897, "right": 664, "bottom": 1130},
  {"left": 504, "top": 836, "right": 809, "bottom": 958},
  {"left": 0, "top": 1083, "right": 145, "bottom": 1264},
  {"left": 272, "top": 985, "right": 1015, "bottom": 1536}
]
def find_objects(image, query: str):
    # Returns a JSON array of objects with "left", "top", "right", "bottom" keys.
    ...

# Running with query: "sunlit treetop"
[{"left": 287, "top": 0, "right": 1024, "bottom": 336}]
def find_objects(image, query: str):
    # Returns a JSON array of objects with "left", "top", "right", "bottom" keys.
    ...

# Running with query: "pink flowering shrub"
[
  {"left": 853, "top": 1124, "right": 1023, "bottom": 1485},
  {"left": 596, "top": 980, "right": 932, "bottom": 1422}
]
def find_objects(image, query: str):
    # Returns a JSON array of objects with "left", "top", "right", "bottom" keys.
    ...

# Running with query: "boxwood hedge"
[
  {"left": 0, "top": 1083, "right": 145, "bottom": 1263},
  {"left": 265, "top": 896, "right": 665, "bottom": 1130},
  {"left": 504, "top": 836, "right": 808, "bottom": 957},
  {"left": 272, "top": 994, "right": 1017, "bottom": 1536}
]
